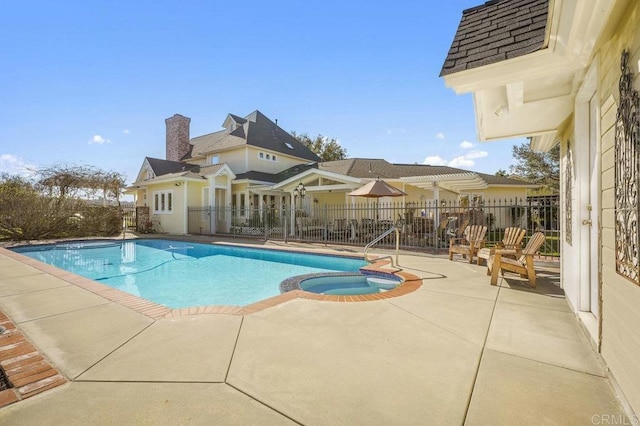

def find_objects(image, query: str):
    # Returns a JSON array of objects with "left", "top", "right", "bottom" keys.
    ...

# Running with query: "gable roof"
[
  {"left": 187, "top": 110, "right": 321, "bottom": 162},
  {"left": 146, "top": 157, "right": 200, "bottom": 176},
  {"left": 440, "top": 0, "right": 549, "bottom": 76}
]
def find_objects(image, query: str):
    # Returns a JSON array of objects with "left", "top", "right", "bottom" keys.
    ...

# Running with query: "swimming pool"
[{"left": 12, "top": 239, "right": 367, "bottom": 308}]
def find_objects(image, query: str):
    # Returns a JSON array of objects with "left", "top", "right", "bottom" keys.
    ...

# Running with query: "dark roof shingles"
[
  {"left": 146, "top": 157, "right": 200, "bottom": 176},
  {"left": 440, "top": 0, "right": 549, "bottom": 76}
]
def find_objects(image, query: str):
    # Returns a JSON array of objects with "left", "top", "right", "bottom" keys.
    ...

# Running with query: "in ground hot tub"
[{"left": 298, "top": 273, "right": 402, "bottom": 295}]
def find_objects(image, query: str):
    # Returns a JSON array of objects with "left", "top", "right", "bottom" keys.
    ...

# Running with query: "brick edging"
[{"left": 0, "top": 312, "right": 66, "bottom": 409}]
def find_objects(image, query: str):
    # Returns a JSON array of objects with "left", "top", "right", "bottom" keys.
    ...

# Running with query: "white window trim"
[{"left": 153, "top": 190, "right": 174, "bottom": 214}]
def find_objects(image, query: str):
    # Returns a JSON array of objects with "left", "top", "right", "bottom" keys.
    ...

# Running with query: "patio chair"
[
  {"left": 476, "top": 227, "right": 526, "bottom": 266},
  {"left": 448, "top": 225, "right": 487, "bottom": 263},
  {"left": 348, "top": 219, "right": 360, "bottom": 239},
  {"left": 446, "top": 217, "right": 470, "bottom": 240},
  {"left": 488, "top": 231, "right": 546, "bottom": 288},
  {"left": 427, "top": 218, "right": 449, "bottom": 246},
  {"left": 328, "top": 218, "right": 348, "bottom": 239}
]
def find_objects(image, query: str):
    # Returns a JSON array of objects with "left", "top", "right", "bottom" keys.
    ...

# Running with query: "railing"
[
  {"left": 187, "top": 195, "right": 560, "bottom": 260},
  {"left": 364, "top": 226, "right": 401, "bottom": 268}
]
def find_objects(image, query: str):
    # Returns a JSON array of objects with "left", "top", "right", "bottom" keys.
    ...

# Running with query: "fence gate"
[{"left": 188, "top": 207, "right": 212, "bottom": 235}]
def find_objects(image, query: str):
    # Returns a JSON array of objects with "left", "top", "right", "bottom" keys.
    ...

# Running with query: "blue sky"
[{"left": 0, "top": 0, "right": 524, "bottom": 183}]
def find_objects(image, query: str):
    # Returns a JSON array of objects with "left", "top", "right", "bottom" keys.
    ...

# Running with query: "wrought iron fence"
[{"left": 187, "top": 195, "right": 559, "bottom": 259}]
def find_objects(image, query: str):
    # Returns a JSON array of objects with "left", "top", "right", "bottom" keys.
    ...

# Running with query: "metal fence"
[{"left": 187, "top": 195, "right": 560, "bottom": 259}]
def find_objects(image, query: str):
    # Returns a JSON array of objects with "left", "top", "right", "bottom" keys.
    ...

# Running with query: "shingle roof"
[
  {"left": 146, "top": 157, "right": 200, "bottom": 176},
  {"left": 187, "top": 110, "right": 321, "bottom": 162},
  {"left": 319, "top": 159, "right": 401, "bottom": 178},
  {"left": 440, "top": 0, "right": 549, "bottom": 76},
  {"left": 228, "top": 114, "right": 247, "bottom": 124},
  {"left": 318, "top": 159, "right": 530, "bottom": 186},
  {"left": 234, "top": 171, "right": 280, "bottom": 183},
  {"left": 235, "top": 163, "right": 319, "bottom": 184}
]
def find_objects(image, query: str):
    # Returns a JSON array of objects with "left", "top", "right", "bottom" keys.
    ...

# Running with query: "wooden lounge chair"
[
  {"left": 448, "top": 225, "right": 488, "bottom": 263},
  {"left": 476, "top": 227, "right": 526, "bottom": 266},
  {"left": 447, "top": 218, "right": 470, "bottom": 240},
  {"left": 488, "top": 231, "right": 546, "bottom": 288}
]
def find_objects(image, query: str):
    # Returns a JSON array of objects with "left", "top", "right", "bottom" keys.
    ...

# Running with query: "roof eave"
[{"left": 442, "top": 0, "right": 617, "bottom": 148}]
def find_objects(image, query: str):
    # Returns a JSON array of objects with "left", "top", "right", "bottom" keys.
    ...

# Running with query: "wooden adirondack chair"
[
  {"left": 448, "top": 225, "right": 488, "bottom": 263},
  {"left": 488, "top": 231, "right": 546, "bottom": 288},
  {"left": 476, "top": 227, "right": 527, "bottom": 266},
  {"left": 447, "top": 218, "right": 470, "bottom": 240}
]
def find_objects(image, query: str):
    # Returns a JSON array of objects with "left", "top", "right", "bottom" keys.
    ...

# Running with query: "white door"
[
  {"left": 579, "top": 94, "right": 600, "bottom": 320},
  {"left": 588, "top": 95, "right": 600, "bottom": 319}
]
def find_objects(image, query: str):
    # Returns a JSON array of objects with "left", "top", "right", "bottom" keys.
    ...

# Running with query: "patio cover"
[{"left": 400, "top": 173, "right": 488, "bottom": 193}]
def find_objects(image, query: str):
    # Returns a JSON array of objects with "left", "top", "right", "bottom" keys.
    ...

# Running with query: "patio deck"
[{"left": 0, "top": 238, "right": 629, "bottom": 425}]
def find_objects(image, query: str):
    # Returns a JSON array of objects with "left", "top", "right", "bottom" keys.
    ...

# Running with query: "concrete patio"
[{"left": 0, "top": 240, "right": 629, "bottom": 425}]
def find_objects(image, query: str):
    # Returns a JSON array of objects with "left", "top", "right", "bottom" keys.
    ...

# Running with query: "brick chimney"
[{"left": 165, "top": 114, "right": 191, "bottom": 161}]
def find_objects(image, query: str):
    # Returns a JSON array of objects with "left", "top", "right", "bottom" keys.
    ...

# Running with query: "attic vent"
[{"left": 285, "top": 142, "right": 294, "bottom": 150}]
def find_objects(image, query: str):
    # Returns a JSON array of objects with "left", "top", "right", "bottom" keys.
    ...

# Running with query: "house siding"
[
  {"left": 148, "top": 182, "right": 186, "bottom": 234},
  {"left": 246, "top": 146, "right": 310, "bottom": 174},
  {"left": 597, "top": 1, "right": 640, "bottom": 414}
]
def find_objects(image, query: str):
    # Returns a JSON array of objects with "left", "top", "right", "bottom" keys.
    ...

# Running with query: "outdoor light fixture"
[
  {"left": 441, "top": 200, "right": 446, "bottom": 207},
  {"left": 494, "top": 104, "right": 508, "bottom": 117},
  {"left": 293, "top": 182, "right": 306, "bottom": 199}
]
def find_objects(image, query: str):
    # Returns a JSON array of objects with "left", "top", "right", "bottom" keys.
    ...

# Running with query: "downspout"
[
  {"left": 183, "top": 181, "right": 188, "bottom": 235},
  {"left": 209, "top": 178, "right": 215, "bottom": 234},
  {"left": 289, "top": 191, "right": 295, "bottom": 236}
]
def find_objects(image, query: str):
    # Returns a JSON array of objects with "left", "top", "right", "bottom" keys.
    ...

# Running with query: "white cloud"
[
  {"left": 89, "top": 134, "right": 111, "bottom": 145},
  {"left": 423, "top": 149, "right": 490, "bottom": 169},
  {"left": 122, "top": 129, "right": 130, "bottom": 135},
  {"left": 0, "top": 154, "right": 38, "bottom": 176},
  {"left": 448, "top": 156, "right": 475, "bottom": 168},
  {"left": 423, "top": 155, "right": 448, "bottom": 166},
  {"left": 459, "top": 140, "right": 474, "bottom": 149},
  {"left": 465, "top": 150, "right": 488, "bottom": 159},
  {"left": 435, "top": 132, "right": 445, "bottom": 140}
]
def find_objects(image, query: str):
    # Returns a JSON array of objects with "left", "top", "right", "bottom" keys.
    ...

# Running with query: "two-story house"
[{"left": 130, "top": 110, "right": 535, "bottom": 235}]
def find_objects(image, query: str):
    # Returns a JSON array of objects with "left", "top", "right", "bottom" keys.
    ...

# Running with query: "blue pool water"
[
  {"left": 300, "top": 274, "right": 401, "bottom": 295},
  {"left": 12, "top": 239, "right": 367, "bottom": 308}
]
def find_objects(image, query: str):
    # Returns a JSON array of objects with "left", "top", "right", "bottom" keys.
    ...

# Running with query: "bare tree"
[{"left": 1, "top": 165, "right": 127, "bottom": 241}]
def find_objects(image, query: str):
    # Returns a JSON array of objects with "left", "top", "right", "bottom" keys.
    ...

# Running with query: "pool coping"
[{"left": 0, "top": 243, "right": 422, "bottom": 319}]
